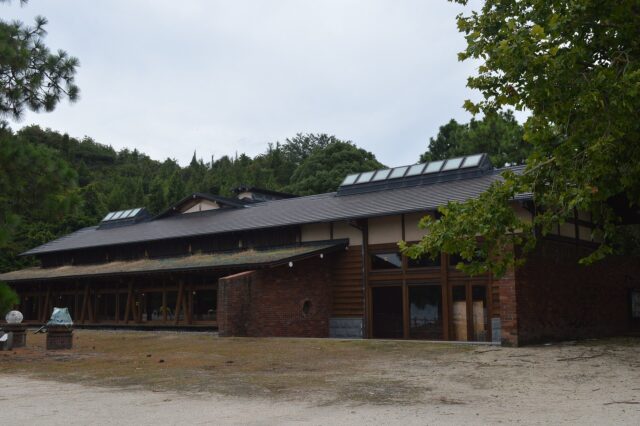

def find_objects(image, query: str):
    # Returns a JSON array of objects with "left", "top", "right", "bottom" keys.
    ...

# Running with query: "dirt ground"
[{"left": 1, "top": 330, "right": 639, "bottom": 425}]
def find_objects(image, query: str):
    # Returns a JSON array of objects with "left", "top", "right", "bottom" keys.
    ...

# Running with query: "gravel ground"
[{"left": 1, "top": 331, "right": 639, "bottom": 425}]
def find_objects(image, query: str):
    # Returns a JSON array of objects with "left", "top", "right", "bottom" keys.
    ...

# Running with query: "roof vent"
[
  {"left": 98, "top": 207, "right": 150, "bottom": 229},
  {"left": 337, "top": 153, "right": 492, "bottom": 196}
]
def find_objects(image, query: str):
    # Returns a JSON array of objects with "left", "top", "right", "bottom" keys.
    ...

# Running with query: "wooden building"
[{"left": 2, "top": 153, "right": 639, "bottom": 345}]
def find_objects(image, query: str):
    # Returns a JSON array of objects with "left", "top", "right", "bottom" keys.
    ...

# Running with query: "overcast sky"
[{"left": 6, "top": 0, "right": 486, "bottom": 167}]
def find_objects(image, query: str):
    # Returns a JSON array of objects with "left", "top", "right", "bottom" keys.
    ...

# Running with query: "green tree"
[
  {"left": 286, "top": 140, "right": 383, "bottom": 195},
  {"left": 0, "top": 282, "right": 19, "bottom": 316},
  {"left": 0, "top": 1, "right": 79, "bottom": 119},
  {"left": 403, "top": 0, "right": 640, "bottom": 276},
  {"left": 421, "top": 111, "right": 529, "bottom": 167}
]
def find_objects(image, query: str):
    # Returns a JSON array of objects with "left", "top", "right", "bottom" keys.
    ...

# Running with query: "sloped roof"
[
  {"left": 3, "top": 241, "right": 346, "bottom": 282},
  {"left": 22, "top": 165, "right": 528, "bottom": 256}
]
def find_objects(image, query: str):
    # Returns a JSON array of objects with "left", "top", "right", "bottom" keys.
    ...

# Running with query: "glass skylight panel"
[
  {"left": 102, "top": 212, "right": 116, "bottom": 221},
  {"left": 341, "top": 173, "right": 359, "bottom": 186},
  {"left": 129, "top": 207, "right": 142, "bottom": 217},
  {"left": 356, "top": 171, "right": 375, "bottom": 184},
  {"left": 388, "top": 166, "right": 408, "bottom": 179},
  {"left": 405, "top": 163, "right": 426, "bottom": 176},
  {"left": 112, "top": 210, "right": 126, "bottom": 220},
  {"left": 441, "top": 157, "right": 464, "bottom": 171},
  {"left": 121, "top": 209, "right": 134, "bottom": 219},
  {"left": 423, "top": 160, "right": 445, "bottom": 174},
  {"left": 461, "top": 154, "right": 483, "bottom": 168},
  {"left": 371, "top": 169, "right": 391, "bottom": 181}
]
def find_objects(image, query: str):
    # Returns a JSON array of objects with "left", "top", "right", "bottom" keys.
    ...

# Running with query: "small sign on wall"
[{"left": 632, "top": 290, "right": 640, "bottom": 319}]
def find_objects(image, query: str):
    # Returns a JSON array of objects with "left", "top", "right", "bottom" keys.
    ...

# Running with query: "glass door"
[
  {"left": 408, "top": 285, "right": 443, "bottom": 339},
  {"left": 371, "top": 286, "right": 404, "bottom": 338}
]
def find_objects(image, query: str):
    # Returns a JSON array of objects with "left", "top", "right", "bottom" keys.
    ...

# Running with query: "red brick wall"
[
  {"left": 514, "top": 238, "right": 640, "bottom": 345},
  {"left": 217, "top": 255, "right": 335, "bottom": 337}
]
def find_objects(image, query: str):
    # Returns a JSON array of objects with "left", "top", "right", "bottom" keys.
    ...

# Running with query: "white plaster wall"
[
  {"left": 300, "top": 223, "right": 331, "bottom": 242},
  {"left": 182, "top": 200, "right": 219, "bottom": 213},
  {"left": 332, "top": 221, "right": 362, "bottom": 245},
  {"left": 368, "top": 215, "right": 403, "bottom": 245},
  {"left": 404, "top": 212, "right": 430, "bottom": 242}
]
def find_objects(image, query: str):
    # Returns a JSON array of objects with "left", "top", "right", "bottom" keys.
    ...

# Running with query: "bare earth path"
[{"left": 1, "top": 330, "right": 639, "bottom": 425}]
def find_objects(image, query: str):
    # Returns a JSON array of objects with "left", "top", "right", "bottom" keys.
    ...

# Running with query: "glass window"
[
  {"left": 388, "top": 166, "right": 408, "bottom": 179},
  {"left": 462, "top": 154, "right": 483, "bottom": 168},
  {"left": 442, "top": 157, "right": 464, "bottom": 171},
  {"left": 370, "top": 252, "right": 402, "bottom": 270},
  {"left": 102, "top": 212, "right": 116, "bottom": 221},
  {"left": 341, "top": 174, "right": 359, "bottom": 186},
  {"left": 424, "top": 160, "right": 445, "bottom": 174},
  {"left": 406, "top": 163, "right": 426, "bottom": 176},
  {"left": 371, "top": 169, "right": 391, "bottom": 181},
  {"left": 409, "top": 286, "right": 443, "bottom": 339},
  {"left": 408, "top": 254, "right": 441, "bottom": 268},
  {"left": 356, "top": 171, "right": 375, "bottom": 184}
]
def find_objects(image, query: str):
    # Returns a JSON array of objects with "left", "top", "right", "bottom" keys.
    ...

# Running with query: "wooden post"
[
  {"left": 441, "top": 253, "right": 450, "bottom": 341},
  {"left": 174, "top": 281, "right": 184, "bottom": 325},
  {"left": 41, "top": 286, "right": 51, "bottom": 323},
  {"left": 402, "top": 282, "right": 409, "bottom": 339},
  {"left": 187, "top": 285, "right": 194, "bottom": 324},
  {"left": 124, "top": 282, "right": 133, "bottom": 324},
  {"left": 162, "top": 282, "right": 167, "bottom": 323},
  {"left": 87, "top": 288, "right": 95, "bottom": 324},
  {"left": 115, "top": 283, "right": 120, "bottom": 324},
  {"left": 80, "top": 284, "right": 89, "bottom": 324}
]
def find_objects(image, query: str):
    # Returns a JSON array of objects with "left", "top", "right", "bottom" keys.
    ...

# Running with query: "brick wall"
[
  {"left": 217, "top": 255, "right": 335, "bottom": 337},
  {"left": 514, "top": 238, "right": 640, "bottom": 345}
]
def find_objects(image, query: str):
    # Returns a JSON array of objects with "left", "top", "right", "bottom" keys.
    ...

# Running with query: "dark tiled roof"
[
  {"left": 23, "top": 166, "right": 527, "bottom": 256},
  {"left": 3, "top": 241, "right": 346, "bottom": 282}
]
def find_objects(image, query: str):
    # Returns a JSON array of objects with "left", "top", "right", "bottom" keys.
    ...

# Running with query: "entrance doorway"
[{"left": 371, "top": 286, "right": 403, "bottom": 338}]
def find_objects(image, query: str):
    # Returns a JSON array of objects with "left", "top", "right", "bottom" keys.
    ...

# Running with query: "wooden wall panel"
[{"left": 331, "top": 246, "right": 364, "bottom": 317}]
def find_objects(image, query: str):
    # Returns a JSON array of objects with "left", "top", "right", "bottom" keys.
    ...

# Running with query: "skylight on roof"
[
  {"left": 101, "top": 207, "right": 145, "bottom": 223},
  {"left": 371, "top": 169, "right": 391, "bottom": 182},
  {"left": 341, "top": 174, "right": 359, "bottom": 186},
  {"left": 424, "top": 160, "right": 445, "bottom": 174},
  {"left": 356, "top": 171, "right": 375, "bottom": 184},
  {"left": 388, "top": 166, "right": 408, "bottom": 179},
  {"left": 405, "top": 163, "right": 426, "bottom": 176},
  {"left": 442, "top": 157, "right": 464, "bottom": 171},
  {"left": 461, "top": 154, "right": 483, "bottom": 168}
]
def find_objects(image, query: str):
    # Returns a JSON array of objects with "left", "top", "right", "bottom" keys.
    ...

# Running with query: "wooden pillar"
[
  {"left": 187, "top": 285, "right": 194, "bottom": 324},
  {"left": 124, "top": 282, "right": 133, "bottom": 324},
  {"left": 162, "top": 282, "right": 167, "bottom": 323},
  {"left": 115, "top": 282, "right": 120, "bottom": 324},
  {"left": 174, "top": 280, "right": 184, "bottom": 325},
  {"left": 41, "top": 286, "right": 51, "bottom": 323},
  {"left": 402, "top": 281, "right": 409, "bottom": 339},
  {"left": 80, "top": 284, "right": 88, "bottom": 323},
  {"left": 441, "top": 253, "right": 450, "bottom": 341}
]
